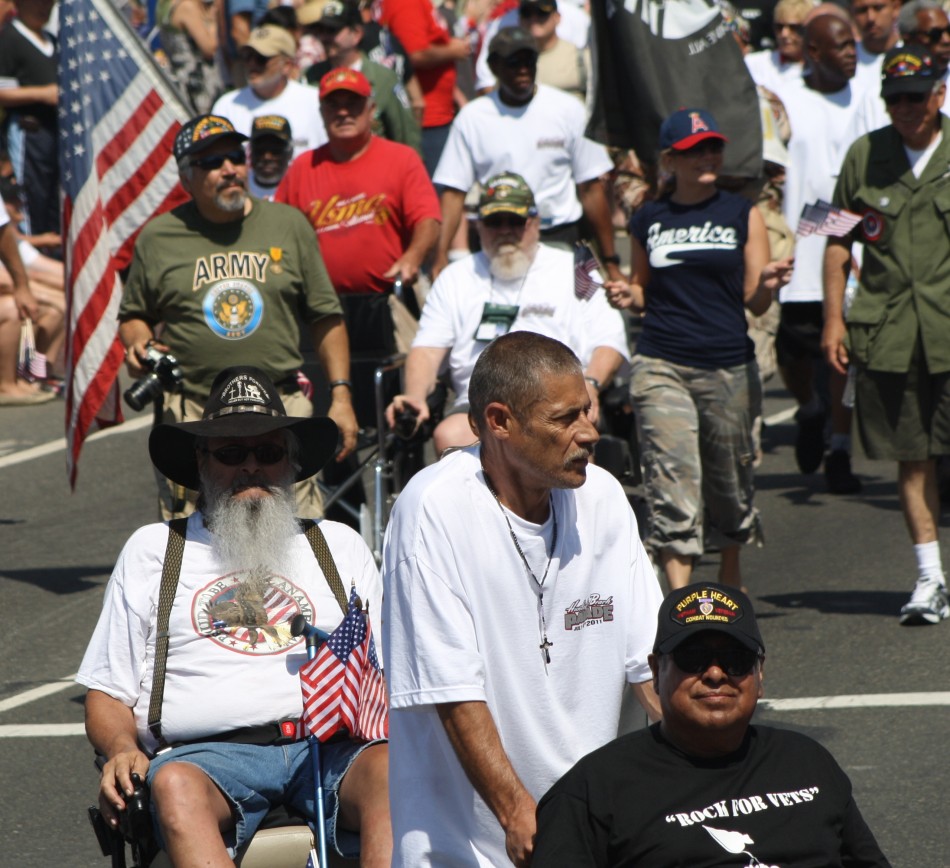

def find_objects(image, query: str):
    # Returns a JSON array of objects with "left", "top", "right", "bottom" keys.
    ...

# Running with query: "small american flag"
[
  {"left": 574, "top": 241, "right": 604, "bottom": 300},
  {"left": 59, "top": 0, "right": 189, "bottom": 486},
  {"left": 17, "top": 319, "right": 47, "bottom": 381},
  {"left": 299, "top": 587, "right": 389, "bottom": 742},
  {"left": 796, "top": 200, "right": 861, "bottom": 238}
]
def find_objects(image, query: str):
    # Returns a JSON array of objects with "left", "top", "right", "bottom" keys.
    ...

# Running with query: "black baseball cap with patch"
[
  {"left": 174, "top": 115, "right": 248, "bottom": 164},
  {"left": 488, "top": 26, "right": 539, "bottom": 61},
  {"left": 881, "top": 44, "right": 940, "bottom": 98},
  {"left": 653, "top": 582, "right": 765, "bottom": 654},
  {"left": 251, "top": 114, "right": 293, "bottom": 145}
]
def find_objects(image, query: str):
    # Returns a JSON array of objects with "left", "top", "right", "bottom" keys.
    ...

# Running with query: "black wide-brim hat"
[{"left": 149, "top": 366, "right": 339, "bottom": 490}]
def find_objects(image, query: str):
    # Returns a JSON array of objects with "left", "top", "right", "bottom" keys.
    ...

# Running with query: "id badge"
[{"left": 474, "top": 302, "right": 520, "bottom": 341}]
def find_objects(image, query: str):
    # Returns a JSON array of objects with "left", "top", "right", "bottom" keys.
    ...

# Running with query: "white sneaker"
[{"left": 899, "top": 578, "right": 950, "bottom": 626}]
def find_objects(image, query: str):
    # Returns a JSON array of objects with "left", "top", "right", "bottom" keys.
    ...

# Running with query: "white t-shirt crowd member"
[
  {"left": 77, "top": 513, "right": 381, "bottom": 754},
  {"left": 382, "top": 446, "right": 664, "bottom": 867},
  {"left": 412, "top": 243, "right": 629, "bottom": 408},
  {"left": 779, "top": 82, "right": 859, "bottom": 303},
  {"left": 212, "top": 80, "right": 329, "bottom": 158},
  {"left": 433, "top": 83, "right": 613, "bottom": 231}
]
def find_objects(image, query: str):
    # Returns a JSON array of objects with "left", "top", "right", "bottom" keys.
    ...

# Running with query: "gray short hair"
[
  {"left": 468, "top": 332, "right": 581, "bottom": 434},
  {"left": 899, "top": 0, "right": 943, "bottom": 36}
]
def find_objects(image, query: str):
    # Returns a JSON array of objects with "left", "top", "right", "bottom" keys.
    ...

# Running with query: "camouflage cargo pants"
[{"left": 630, "top": 355, "right": 763, "bottom": 559}]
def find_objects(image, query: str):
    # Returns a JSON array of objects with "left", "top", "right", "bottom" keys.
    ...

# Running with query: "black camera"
[{"left": 123, "top": 346, "right": 184, "bottom": 411}]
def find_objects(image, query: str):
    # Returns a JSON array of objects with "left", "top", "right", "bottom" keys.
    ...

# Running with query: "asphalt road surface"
[{"left": 2, "top": 379, "right": 947, "bottom": 867}]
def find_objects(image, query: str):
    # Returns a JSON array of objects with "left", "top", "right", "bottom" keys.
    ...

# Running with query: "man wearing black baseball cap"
[
  {"left": 535, "top": 583, "right": 891, "bottom": 866},
  {"left": 78, "top": 365, "right": 392, "bottom": 866},
  {"left": 825, "top": 43, "right": 950, "bottom": 627},
  {"left": 119, "top": 114, "right": 358, "bottom": 521},
  {"left": 248, "top": 114, "right": 294, "bottom": 199},
  {"left": 431, "top": 25, "right": 621, "bottom": 281}
]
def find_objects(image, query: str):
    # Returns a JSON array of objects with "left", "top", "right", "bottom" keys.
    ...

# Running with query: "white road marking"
[
  {"left": 2, "top": 678, "right": 949, "bottom": 737},
  {"left": 763, "top": 405, "right": 797, "bottom": 427},
  {"left": 0, "top": 675, "right": 79, "bottom": 713},
  {"left": 0, "top": 724, "right": 86, "bottom": 737},
  {"left": 759, "top": 692, "right": 950, "bottom": 711},
  {"left": 0, "top": 414, "right": 151, "bottom": 469}
]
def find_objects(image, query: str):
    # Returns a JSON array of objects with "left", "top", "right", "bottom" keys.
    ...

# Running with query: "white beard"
[
  {"left": 203, "top": 472, "right": 300, "bottom": 579},
  {"left": 488, "top": 243, "right": 533, "bottom": 281}
]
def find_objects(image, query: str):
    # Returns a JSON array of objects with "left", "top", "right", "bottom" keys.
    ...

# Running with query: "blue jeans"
[{"left": 147, "top": 738, "right": 383, "bottom": 858}]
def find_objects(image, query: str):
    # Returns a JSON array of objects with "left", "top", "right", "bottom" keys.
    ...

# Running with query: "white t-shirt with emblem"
[
  {"left": 432, "top": 83, "right": 613, "bottom": 229},
  {"left": 77, "top": 514, "right": 381, "bottom": 753},
  {"left": 779, "top": 82, "right": 858, "bottom": 303},
  {"left": 382, "top": 446, "right": 664, "bottom": 867},
  {"left": 412, "top": 243, "right": 629, "bottom": 408},
  {"left": 211, "top": 80, "right": 328, "bottom": 158}
]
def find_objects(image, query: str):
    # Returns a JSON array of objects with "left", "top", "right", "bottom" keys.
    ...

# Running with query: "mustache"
[
  {"left": 217, "top": 177, "right": 246, "bottom": 192},
  {"left": 230, "top": 476, "right": 280, "bottom": 495},
  {"left": 566, "top": 447, "right": 593, "bottom": 465}
]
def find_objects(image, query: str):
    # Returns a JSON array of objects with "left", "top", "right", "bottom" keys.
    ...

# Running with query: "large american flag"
[
  {"left": 59, "top": 0, "right": 189, "bottom": 485},
  {"left": 299, "top": 587, "right": 389, "bottom": 742}
]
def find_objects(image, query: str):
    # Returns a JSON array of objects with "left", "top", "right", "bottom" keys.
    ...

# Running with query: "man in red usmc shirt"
[{"left": 276, "top": 67, "right": 440, "bottom": 350}]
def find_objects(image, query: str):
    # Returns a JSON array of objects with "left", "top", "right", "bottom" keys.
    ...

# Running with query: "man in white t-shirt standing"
[
  {"left": 850, "top": 0, "right": 901, "bottom": 96},
  {"left": 432, "top": 26, "right": 621, "bottom": 280},
  {"left": 744, "top": 0, "right": 814, "bottom": 94},
  {"left": 775, "top": 13, "right": 862, "bottom": 494},
  {"left": 212, "top": 25, "right": 328, "bottom": 157},
  {"left": 386, "top": 173, "right": 628, "bottom": 455},
  {"left": 382, "top": 331, "right": 663, "bottom": 868},
  {"left": 847, "top": 0, "right": 950, "bottom": 141}
]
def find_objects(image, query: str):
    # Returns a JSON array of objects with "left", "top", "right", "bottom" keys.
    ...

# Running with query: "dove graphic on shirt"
[{"left": 703, "top": 825, "right": 780, "bottom": 867}]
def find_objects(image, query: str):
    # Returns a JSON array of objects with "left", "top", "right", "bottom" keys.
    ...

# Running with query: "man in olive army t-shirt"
[{"left": 119, "top": 114, "right": 358, "bottom": 519}]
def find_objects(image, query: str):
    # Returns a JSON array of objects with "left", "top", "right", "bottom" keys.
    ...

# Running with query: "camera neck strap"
[{"left": 147, "top": 517, "right": 348, "bottom": 747}]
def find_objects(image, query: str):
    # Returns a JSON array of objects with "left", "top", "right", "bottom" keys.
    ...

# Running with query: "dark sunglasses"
[
  {"left": 883, "top": 91, "right": 930, "bottom": 106},
  {"left": 503, "top": 51, "right": 538, "bottom": 68},
  {"left": 202, "top": 443, "right": 286, "bottom": 466},
  {"left": 670, "top": 645, "right": 761, "bottom": 677},
  {"left": 190, "top": 149, "right": 247, "bottom": 170},
  {"left": 913, "top": 25, "right": 950, "bottom": 43},
  {"left": 520, "top": 7, "right": 552, "bottom": 21},
  {"left": 241, "top": 49, "right": 274, "bottom": 67},
  {"left": 482, "top": 214, "right": 528, "bottom": 229},
  {"left": 678, "top": 139, "right": 725, "bottom": 156},
  {"left": 773, "top": 21, "right": 804, "bottom": 35}
]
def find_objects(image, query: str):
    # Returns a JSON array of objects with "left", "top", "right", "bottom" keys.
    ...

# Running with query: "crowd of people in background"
[
  {"left": 44, "top": 1, "right": 950, "bottom": 864},
  {"left": 4, "top": 0, "right": 950, "bottom": 611}
]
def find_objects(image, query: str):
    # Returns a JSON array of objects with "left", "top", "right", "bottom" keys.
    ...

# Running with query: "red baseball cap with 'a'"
[
  {"left": 659, "top": 107, "right": 729, "bottom": 152},
  {"left": 319, "top": 67, "right": 372, "bottom": 100}
]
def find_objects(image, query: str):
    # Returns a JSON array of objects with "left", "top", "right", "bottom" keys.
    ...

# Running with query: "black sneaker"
[
  {"left": 794, "top": 408, "right": 826, "bottom": 473},
  {"left": 824, "top": 449, "right": 862, "bottom": 494}
]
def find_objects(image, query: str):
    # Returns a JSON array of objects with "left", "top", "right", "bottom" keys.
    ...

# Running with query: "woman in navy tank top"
[{"left": 606, "top": 108, "right": 793, "bottom": 593}]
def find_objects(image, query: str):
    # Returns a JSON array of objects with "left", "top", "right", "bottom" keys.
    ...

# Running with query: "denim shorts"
[{"left": 147, "top": 737, "right": 384, "bottom": 858}]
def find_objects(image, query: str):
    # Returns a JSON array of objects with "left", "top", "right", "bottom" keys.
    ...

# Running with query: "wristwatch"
[{"left": 602, "top": 254, "right": 621, "bottom": 266}]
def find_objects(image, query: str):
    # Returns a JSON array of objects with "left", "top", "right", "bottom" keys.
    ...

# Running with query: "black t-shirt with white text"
[{"left": 535, "top": 724, "right": 891, "bottom": 868}]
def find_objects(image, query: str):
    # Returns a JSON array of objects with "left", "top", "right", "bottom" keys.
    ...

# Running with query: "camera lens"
[{"left": 123, "top": 373, "right": 165, "bottom": 412}]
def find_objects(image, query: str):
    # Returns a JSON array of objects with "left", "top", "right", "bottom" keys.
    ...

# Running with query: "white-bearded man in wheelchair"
[{"left": 78, "top": 366, "right": 391, "bottom": 868}]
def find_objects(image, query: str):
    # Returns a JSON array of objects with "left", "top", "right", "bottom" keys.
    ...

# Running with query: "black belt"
[{"left": 160, "top": 720, "right": 355, "bottom": 752}]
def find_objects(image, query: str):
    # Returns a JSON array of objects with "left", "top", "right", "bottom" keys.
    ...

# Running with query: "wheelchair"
[
  {"left": 314, "top": 281, "right": 440, "bottom": 563},
  {"left": 87, "top": 765, "right": 356, "bottom": 868}
]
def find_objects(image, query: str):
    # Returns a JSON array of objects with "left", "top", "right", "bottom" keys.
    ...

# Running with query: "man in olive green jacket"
[{"left": 823, "top": 44, "right": 950, "bottom": 626}]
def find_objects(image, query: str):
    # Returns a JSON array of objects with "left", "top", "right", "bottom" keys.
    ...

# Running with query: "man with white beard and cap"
[
  {"left": 385, "top": 171, "right": 628, "bottom": 455},
  {"left": 77, "top": 365, "right": 392, "bottom": 867}
]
